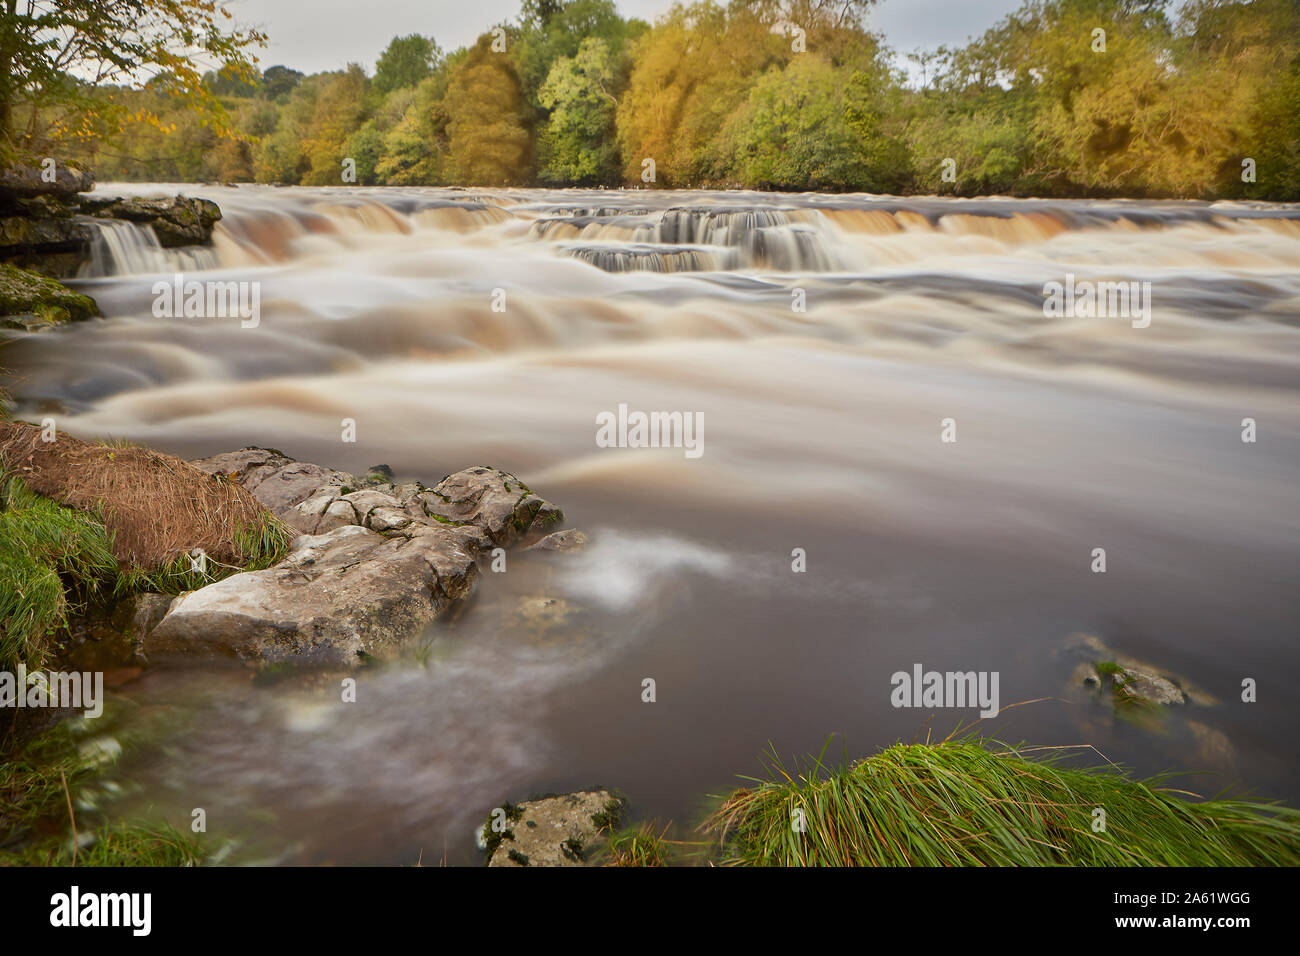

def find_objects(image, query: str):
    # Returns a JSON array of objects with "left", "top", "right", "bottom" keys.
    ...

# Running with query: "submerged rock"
[
  {"left": 1063, "top": 633, "right": 1217, "bottom": 707},
  {"left": 527, "top": 528, "right": 589, "bottom": 552},
  {"left": 150, "top": 449, "right": 566, "bottom": 666},
  {"left": 484, "top": 790, "right": 623, "bottom": 867}
]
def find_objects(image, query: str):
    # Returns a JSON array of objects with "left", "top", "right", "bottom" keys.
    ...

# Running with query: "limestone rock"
[{"left": 145, "top": 524, "right": 481, "bottom": 667}]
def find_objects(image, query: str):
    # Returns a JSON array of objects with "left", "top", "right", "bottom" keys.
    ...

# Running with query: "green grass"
[
  {"left": 0, "top": 714, "right": 204, "bottom": 867},
  {"left": 603, "top": 821, "right": 674, "bottom": 867},
  {"left": 703, "top": 737, "right": 1300, "bottom": 867},
  {"left": 0, "top": 477, "right": 117, "bottom": 671}
]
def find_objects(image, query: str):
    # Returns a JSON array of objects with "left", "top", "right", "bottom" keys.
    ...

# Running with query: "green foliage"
[
  {"left": 0, "top": 472, "right": 289, "bottom": 673},
  {"left": 705, "top": 738, "right": 1300, "bottom": 866},
  {"left": 444, "top": 35, "right": 534, "bottom": 185},
  {"left": 0, "top": 0, "right": 265, "bottom": 152},
  {"left": 603, "top": 821, "right": 674, "bottom": 866},
  {"left": 718, "top": 56, "right": 878, "bottom": 191},
  {"left": 537, "top": 37, "right": 621, "bottom": 184},
  {"left": 374, "top": 35, "right": 442, "bottom": 95}
]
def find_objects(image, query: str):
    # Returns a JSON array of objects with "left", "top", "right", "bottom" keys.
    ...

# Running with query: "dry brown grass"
[{"left": 0, "top": 420, "right": 281, "bottom": 571}]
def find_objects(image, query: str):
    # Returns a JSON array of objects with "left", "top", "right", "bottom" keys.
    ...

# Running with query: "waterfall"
[{"left": 78, "top": 218, "right": 218, "bottom": 277}]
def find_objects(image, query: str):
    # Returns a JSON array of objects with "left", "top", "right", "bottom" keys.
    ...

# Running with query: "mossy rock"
[{"left": 0, "top": 262, "right": 98, "bottom": 329}]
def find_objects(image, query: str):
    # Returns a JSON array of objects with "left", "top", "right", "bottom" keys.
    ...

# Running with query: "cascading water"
[
  {"left": 5, "top": 183, "right": 1298, "bottom": 866},
  {"left": 78, "top": 217, "right": 219, "bottom": 277}
]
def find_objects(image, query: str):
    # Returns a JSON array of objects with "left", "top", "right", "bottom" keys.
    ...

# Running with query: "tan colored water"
[{"left": 5, "top": 186, "right": 1298, "bottom": 864}]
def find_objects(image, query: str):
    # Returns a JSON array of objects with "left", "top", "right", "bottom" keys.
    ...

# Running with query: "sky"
[{"left": 228, "top": 0, "right": 1028, "bottom": 79}]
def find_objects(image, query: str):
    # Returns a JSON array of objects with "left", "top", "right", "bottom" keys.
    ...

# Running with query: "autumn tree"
[
  {"left": 0, "top": 0, "right": 264, "bottom": 159},
  {"left": 443, "top": 34, "right": 533, "bottom": 185}
]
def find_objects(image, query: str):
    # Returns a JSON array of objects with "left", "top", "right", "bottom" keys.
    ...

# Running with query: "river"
[{"left": 3, "top": 185, "right": 1298, "bottom": 864}]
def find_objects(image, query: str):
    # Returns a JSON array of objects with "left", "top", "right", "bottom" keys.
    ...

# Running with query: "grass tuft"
[
  {"left": 702, "top": 737, "right": 1300, "bottom": 867},
  {"left": 604, "top": 821, "right": 674, "bottom": 867}
]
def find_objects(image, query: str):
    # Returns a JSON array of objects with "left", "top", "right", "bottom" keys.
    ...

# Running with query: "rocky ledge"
[
  {"left": 0, "top": 161, "right": 222, "bottom": 329},
  {"left": 143, "top": 448, "right": 565, "bottom": 668}
]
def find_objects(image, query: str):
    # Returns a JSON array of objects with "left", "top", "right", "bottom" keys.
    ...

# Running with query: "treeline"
[{"left": 65, "top": 0, "right": 1300, "bottom": 198}]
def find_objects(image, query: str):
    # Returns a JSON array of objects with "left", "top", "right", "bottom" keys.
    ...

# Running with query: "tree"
[
  {"left": 0, "top": 0, "right": 265, "bottom": 156},
  {"left": 299, "top": 65, "right": 371, "bottom": 185},
  {"left": 260, "top": 65, "right": 304, "bottom": 101},
  {"left": 443, "top": 34, "right": 533, "bottom": 185},
  {"left": 718, "top": 55, "right": 877, "bottom": 190},
  {"left": 373, "top": 34, "right": 441, "bottom": 95},
  {"left": 537, "top": 37, "right": 621, "bottom": 184}
]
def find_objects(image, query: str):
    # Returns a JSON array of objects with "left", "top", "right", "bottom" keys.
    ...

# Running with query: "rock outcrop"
[
  {"left": 144, "top": 448, "right": 565, "bottom": 667},
  {"left": 0, "top": 161, "right": 222, "bottom": 286},
  {"left": 80, "top": 195, "right": 222, "bottom": 249}
]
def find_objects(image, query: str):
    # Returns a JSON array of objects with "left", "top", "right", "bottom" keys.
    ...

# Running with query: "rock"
[
  {"left": 79, "top": 194, "right": 221, "bottom": 248},
  {"left": 191, "top": 447, "right": 359, "bottom": 517},
  {"left": 0, "top": 262, "right": 98, "bottom": 329},
  {"left": 1064, "top": 633, "right": 1200, "bottom": 707},
  {"left": 147, "top": 449, "right": 567, "bottom": 666},
  {"left": 145, "top": 524, "right": 482, "bottom": 667},
  {"left": 0, "top": 163, "right": 94, "bottom": 200},
  {"left": 526, "top": 528, "right": 589, "bottom": 552},
  {"left": 0, "top": 214, "right": 88, "bottom": 252},
  {"left": 485, "top": 790, "right": 623, "bottom": 867},
  {"left": 418, "top": 466, "right": 564, "bottom": 547}
]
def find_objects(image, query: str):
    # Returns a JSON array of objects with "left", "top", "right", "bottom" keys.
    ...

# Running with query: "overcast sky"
[{"left": 229, "top": 0, "right": 1027, "bottom": 77}]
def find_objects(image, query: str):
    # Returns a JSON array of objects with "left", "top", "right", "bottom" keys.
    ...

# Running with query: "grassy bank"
[
  {"left": 0, "top": 420, "right": 291, "bottom": 672},
  {"left": 702, "top": 738, "right": 1300, "bottom": 866}
]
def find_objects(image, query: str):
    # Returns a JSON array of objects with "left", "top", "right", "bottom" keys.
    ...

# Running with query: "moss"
[
  {"left": 0, "top": 263, "right": 98, "bottom": 328},
  {"left": 590, "top": 797, "right": 625, "bottom": 832}
]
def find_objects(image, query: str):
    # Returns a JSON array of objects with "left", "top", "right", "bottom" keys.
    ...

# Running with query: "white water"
[{"left": 6, "top": 184, "right": 1299, "bottom": 864}]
